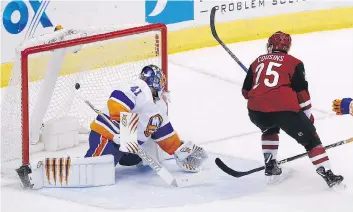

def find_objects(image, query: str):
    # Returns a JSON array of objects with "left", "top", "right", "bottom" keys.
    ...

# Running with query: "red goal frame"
[{"left": 20, "top": 23, "right": 168, "bottom": 166}]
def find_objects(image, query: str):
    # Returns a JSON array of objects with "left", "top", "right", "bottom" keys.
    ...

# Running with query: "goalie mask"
[{"left": 140, "top": 65, "right": 166, "bottom": 99}]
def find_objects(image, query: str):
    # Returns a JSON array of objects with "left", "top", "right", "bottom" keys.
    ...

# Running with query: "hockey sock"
[
  {"left": 308, "top": 145, "right": 331, "bottom": 170},
  {"left": 262, "top": 134, "right": 279, "bottom": 160}
]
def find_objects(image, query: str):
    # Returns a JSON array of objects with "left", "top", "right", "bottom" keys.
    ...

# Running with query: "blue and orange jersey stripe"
[
  {"left": 153, "top": 122, "right": 182, "bottom": 155},
  {"left": 152, "top": 122, "right": 175, "bottom": 141},
  {"left": 90, "top": 114, "right": 119, "bottom": 140},
  {"left": 108, "top": 90, "right": 135, "bottom": 121},
  {"left": 92, "top": 136, "right": 109, "bottom": 157},
  {"left": 157, "top": 133, "right": 182, "bottom": 155},
  {"left": 91, "top": 89, "right": 135, "bottom": 138}
]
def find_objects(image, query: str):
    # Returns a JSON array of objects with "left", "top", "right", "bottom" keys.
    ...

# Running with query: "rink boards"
[{"left": 1, "top": 6, "right": 353, "bottom": 88}]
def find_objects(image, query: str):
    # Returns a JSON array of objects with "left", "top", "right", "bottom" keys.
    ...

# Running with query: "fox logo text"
[
  {"left": 2, "top": 0, "right": 53, "bottom": 35},
  {"left": 145, "top": 0, "right": 194, "bottom": 25},
  {"left": 144, "top": 114, "right": 163, "bottom": 137}
]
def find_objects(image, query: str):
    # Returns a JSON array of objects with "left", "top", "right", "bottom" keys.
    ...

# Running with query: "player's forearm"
[
  {"left": 107, "top": 99, "right": 131, "bottom": 121},
  {"left": 291, "top": 62, "right": 312, "bottom": 116},
  {"left": 107, "top": 90, "right": 135, "bottom": 121},
  {"left": 296, "top": 89, "right": 312, "bottom": 117},
  {"left": 157, "top": 133, "right": 182, "bottom": 155}
]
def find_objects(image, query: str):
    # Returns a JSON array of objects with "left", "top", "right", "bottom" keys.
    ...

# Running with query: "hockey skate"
[
  {"left": 316, "top": 166, "right": 344, "bottom": 188},
  {"left": 264, "top": 153, "right": 287, "bottom": 184},
  {"left": 264, "top": 153, "right": 282, "bottom": 176}
]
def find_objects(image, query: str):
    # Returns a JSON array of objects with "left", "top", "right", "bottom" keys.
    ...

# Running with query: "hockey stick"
[
  {"left": 74, "top": 83, "right": 191, "bottom": 188},
  {"left": 215, "top": 137, "right": 353, "bottom": 178},
  {"left": 210, "top": 6, "right": 248, "bottom": 73}
]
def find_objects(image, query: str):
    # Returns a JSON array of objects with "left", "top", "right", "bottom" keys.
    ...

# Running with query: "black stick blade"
[
  {"left": 215, "top": 158, "right": 245, "bottom": 178},
  {"left": 215, "top": 158, "right": 265, "bottom": 178}
]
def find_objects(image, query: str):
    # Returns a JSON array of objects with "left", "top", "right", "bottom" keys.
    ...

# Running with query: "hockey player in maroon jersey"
[{"left": 241, "top": 31, "right": 343, "bottom": 187}]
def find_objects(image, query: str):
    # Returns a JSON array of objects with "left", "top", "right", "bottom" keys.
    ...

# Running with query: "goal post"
[{"left": 1, "top": 23, "right": 168, "bottom": 176}]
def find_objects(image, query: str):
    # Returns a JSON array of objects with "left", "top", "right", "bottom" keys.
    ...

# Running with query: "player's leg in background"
[
  {"left": 275, "top": 111, "right": 326, "bottom": 167},
  {"left": 85, "top": 131, "right": 141, "bottom": 166},
  {"left": 261, "top": 128, "right": 280, "bottom": 161},
  {"left": 248, "top": 110, "right": 282, "bottom": 176},
  {"left": 275, "top": 111, "right": 344, "bottom": 187}
]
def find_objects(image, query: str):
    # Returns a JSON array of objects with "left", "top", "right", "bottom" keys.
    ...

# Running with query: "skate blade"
[
  {"left": 331, "top": 182, "right": 347, "bottom": 190},
  {"left": 266, "top": 168, "right": 293, "bottom": 185}
]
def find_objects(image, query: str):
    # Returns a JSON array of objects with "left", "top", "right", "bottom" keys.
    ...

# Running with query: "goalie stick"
[
  {"left": 210, "top": 6, "right": 248, "bottom": 73},
  {"left": 75, "top": 83, "right": 197, "bottom": 188},
  {"left": 215, "top": 137, "right": 353, "bottom": 178}
]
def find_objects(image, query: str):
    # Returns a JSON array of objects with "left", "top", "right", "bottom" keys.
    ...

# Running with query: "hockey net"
[{"left": 1, "top": 23, "right": 168, "bottom": 177}]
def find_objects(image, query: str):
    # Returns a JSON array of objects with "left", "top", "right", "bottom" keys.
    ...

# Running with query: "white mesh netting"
[{"left": 1, "top": 24, "right": 166, "bottom": 176}]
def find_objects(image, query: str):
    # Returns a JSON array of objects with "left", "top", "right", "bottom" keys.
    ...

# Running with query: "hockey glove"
[
  {"left": 174, "top": 141, "right": 208, "bottom": 173},
  {"left": 332, "top": 98, "right": 353, "bottom": 115}
]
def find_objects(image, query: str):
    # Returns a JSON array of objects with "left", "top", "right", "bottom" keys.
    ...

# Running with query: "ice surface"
[
  {"left": 1, "top": 28, "right": 353, "bottom": 212},
  {"left": 18, "top": 153, "right": 264, "bottom": 210}
]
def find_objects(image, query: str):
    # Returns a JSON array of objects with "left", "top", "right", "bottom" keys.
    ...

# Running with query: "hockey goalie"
[{"left": 16, "top": 64, "right": 208, "bottom": 189}]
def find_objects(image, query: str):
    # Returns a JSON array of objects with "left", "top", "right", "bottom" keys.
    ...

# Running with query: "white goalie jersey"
[{"left": 90, "top": 79, "right": 182, "bottom": 155}]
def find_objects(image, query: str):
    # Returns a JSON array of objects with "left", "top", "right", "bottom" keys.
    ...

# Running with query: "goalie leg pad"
[
  {"left": 85, "top": 131, "right": 125, "bottom": 165},
  {"left": 85, "top": 131, "right": 141, "bottom": 166},
  {"left": 19, "top": 155, "right": 115, "bottom": 189}
]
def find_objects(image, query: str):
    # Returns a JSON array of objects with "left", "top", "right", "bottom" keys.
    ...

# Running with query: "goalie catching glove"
[
  {"left": 117, "top": 112, "right": 208, "bottom": 173},
  {"left": 332, "top": 98, "right": 353, "bottom": 115},
  {"left": 174, "top": 141, "right": 208, "bottom": 172}
]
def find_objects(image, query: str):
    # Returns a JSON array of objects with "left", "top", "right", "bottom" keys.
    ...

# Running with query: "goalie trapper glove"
[
  {"left": 174, "top": 141, "right": 208, "bottom": 173},
  {"left": 332, "top": 98, "right": 353, "bottom": 115}
]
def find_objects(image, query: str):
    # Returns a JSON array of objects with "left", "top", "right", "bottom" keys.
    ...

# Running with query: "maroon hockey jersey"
[{"left": 242, "top": 52, "right": 312, "bottom": 113}]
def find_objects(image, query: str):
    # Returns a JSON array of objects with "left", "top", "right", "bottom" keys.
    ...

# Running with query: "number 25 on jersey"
[{"left": 253, "top": 62, "right": 282, "bottom": 89}]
